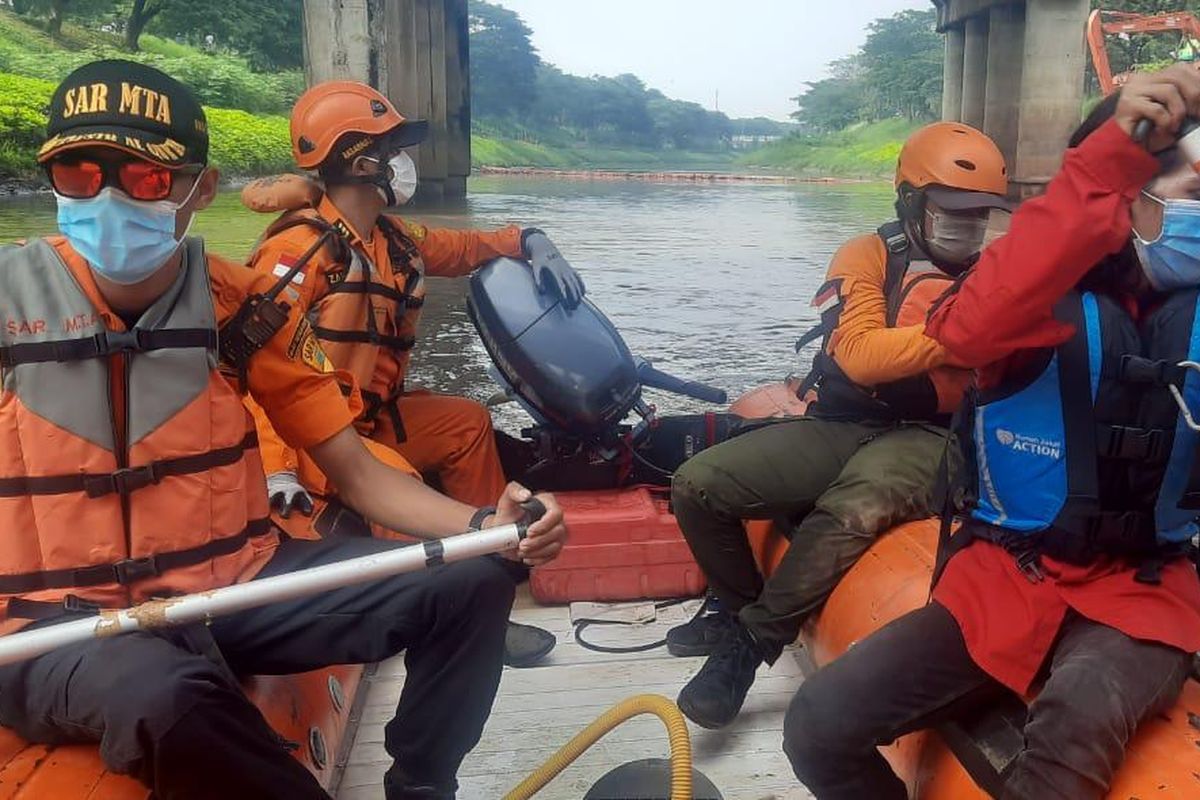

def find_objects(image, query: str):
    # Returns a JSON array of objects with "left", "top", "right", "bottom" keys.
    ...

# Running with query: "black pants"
[
  {"left": 783, "top": 602, "right": 1192, "bottom": 800},
  {"left": 0, "top": 537, "right": 515, "bottom": 800}
]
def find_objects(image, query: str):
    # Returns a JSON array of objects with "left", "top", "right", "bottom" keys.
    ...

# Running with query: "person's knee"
[
  {"left": 783, "top": 678, "right": 846, "bottom": 773},
  {"left": 447, "top": 396, "right": 496, "bottom": 439},
  {"left": 437, "top": 557, "right": 517, "bottom": 621},
  {"left": 100, "top": 654, "right": 237, "bottom": 771},
  {"left": 671, "top": 452, "right": 728, "bottom": 516}
]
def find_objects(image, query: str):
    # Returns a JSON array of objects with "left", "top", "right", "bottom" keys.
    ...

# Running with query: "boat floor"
[{"left": 335, "top": 588, "right": 815, "bottom": 799}]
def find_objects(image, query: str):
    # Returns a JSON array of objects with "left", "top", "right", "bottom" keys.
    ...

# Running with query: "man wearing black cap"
[
  {"left": 0, "top": 59, "right": 568, "bottom": 800},
  {"left": 668, "top": 122, "right": 1014, "bottom": 730}
]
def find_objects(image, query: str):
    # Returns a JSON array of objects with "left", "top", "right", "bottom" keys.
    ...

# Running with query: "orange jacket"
[
  {"left": 242, "top": 177, "right": 524, "bottom": 481},
  {"left": 805, "top": 232, "right": 971, "bottom": 420},
  {"left": 0, "top": 236, "right": 354, "bottom": 634}
]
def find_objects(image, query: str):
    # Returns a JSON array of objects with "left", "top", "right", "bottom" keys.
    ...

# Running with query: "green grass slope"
[
  {"left": 738, "top": 119, "right": 921, "bottom": 179},
  {"left": 0, "top": 10, "right": 294, "bottom": 180}
]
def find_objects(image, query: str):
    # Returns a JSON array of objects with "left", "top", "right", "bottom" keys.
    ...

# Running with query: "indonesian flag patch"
[
  {"left": 810, "top": 278, "right": 844, "bottom": 315},
  {"left": 272, "top": 254, "right": 305, "bottom": 285}
]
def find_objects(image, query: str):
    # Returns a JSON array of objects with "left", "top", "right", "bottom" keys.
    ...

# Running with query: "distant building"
[{"left": 731, "top": 134, "right": 784, "bottom": 150}]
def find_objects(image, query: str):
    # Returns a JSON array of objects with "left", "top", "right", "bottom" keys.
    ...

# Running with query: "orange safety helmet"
[
  {"left": 290, "top": 80, "right": 428, "bottom": 170},
  {"left": 895, "top": 121, "right": 1007, "bottom": 195}
]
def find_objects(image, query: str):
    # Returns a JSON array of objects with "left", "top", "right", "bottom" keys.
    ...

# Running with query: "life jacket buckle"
[
  {"left": 61, "top": 594, "right": 101, "bottom": 614},
  {"left": 83, "top": 465, "right": 160, "bottom": 498},
  {"left": 99, "top": 329, "right": 146, "bottom": 355},
  {"left": 1015, "top": 548, "right": 1045, "bottom": 583},
  {"left": 112, "top": 556, "right": 160, "bottom": 585}
]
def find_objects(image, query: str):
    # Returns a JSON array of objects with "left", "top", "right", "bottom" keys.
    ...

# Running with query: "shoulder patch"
[
  {"left": 811, "top": 278, "right": 845, "bottom": 314},
  {"left": 404, "top": 222, "right": 427, "bottom": 242},
  {"left": 287, "top": 317, "right": 333, "bottom": 373},
  {"left": 271, "top": 254, "right": 306, "bottom": 285}
]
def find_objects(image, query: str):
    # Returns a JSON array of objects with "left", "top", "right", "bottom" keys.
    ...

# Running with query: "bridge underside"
[
  {"left": 302, "top": 0, "right": 470, "bottom": 202},
  {"left": 933, "top": 0, "right": 1091, "bottom": 197}
]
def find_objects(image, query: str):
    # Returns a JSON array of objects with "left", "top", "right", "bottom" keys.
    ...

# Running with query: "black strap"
[
  {"left": 0, "top": 517, "right": 272, "bottom": 596},
  {"left": 1115, "top": 354, "right": 1186, "bottom": 387},
  {"left": 878, "top": 220, "right": 911, "bottom": 319},
  {"left": 1095, "top": 424, "right": 1170, "bottom": 461},
  {"left": 325, "top": 280, "right": 410, "bottom": 305},
  {"left": 359, "top": 387, "right": 407, "bottom": 441},
  {"left": 0, "top": 328, "right": 215, "bottom": 369},
  {"left": 311, "top": 325, "right": 415, "bottom": 351},
  {"left": 0, "top": 432, "right": 258, "bottom": 499},
  {"left": 931, "top": 401, "right": 970, "bottom": 588},
  {"left": 1054, "top": 295, "right": 1102, "bottom": 518}
]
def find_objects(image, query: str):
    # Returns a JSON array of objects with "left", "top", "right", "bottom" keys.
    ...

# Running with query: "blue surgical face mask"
[
  {"left": 1133, "top": 192, "right": 1200, "bottom": 291},
  {"left": 55, "top": 182, "right": 199, "bottom": 285}
]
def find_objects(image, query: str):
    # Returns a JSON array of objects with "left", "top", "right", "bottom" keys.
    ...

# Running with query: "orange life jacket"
[
  {"left": 259, "top": 209, "right": 426, "bottom": 439},
  {"left": 799, "top": 222, "right": 972, "bottom": 424},
  {"left": 0, "top": 237, "right": 274, "bottom": 633}
]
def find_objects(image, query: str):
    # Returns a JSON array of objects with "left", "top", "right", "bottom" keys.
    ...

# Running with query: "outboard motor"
[
  {"left": 467, "top": 257, "right": 731, "bottom": 488},
  {"left": 467, "top": 257, "right": 643, "bottom": 436}
]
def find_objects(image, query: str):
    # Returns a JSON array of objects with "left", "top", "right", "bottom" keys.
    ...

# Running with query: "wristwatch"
[{"left": 468, "top": 505, "right": 497, "bottom": 532}]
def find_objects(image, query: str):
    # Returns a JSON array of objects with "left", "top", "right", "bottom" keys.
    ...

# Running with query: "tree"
[
  {"left": 16, "top": 0, "right": 117, "bottom": 35},
  {"left": 148, "top": 0, "right": 303, "bottom": 69},
  {"left": 468, "top": 0, "right": 539, "bottom": 118},
  {"left": 124, "top": 0, "right": 165, "bottom": 51},
  {"left": 792, "top": 77, "right": 865, "bottom": 132},
  {"left": 858, "top": 9, "right": 942, "bottom": 121}
]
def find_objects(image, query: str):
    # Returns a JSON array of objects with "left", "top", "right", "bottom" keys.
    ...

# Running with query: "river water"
[{"left": 0, "top": 176, "right": 894, "bottom": 429}]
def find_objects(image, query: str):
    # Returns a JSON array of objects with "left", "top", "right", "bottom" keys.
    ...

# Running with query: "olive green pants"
[{"left": 671, "top": 417, "right": 950, "bottom": 662}]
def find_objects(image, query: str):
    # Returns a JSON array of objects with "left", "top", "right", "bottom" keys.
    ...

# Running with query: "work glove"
[
  {"left": 266, "top": 471, "right": 314, "bottom": 518},
  {"left": 521, "top": 228, "right": 586, "bottom": 310}
]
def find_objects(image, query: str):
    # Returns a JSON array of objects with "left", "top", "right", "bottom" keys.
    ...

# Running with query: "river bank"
[{"left": 476, "top": 166, "right": 876, "bottom": 184}]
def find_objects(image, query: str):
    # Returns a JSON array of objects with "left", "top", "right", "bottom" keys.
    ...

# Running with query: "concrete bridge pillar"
[
  {"left": 935, "top": 0, "right": 1091, "bottom": 196},
  {"left": 943, "top": 25, "right": 965, "bottom": 121},
  {"left": 1012, "top": 0, "right": 1089, "bottom": 193},
  {"left": 984, "top": 4, "right": 1025, "bottom": 172},
  {"left": 960, "top": 15, "right": 989, "bottom": 128},
  {"left": 302, "top": 0, "right": 471, "bottom": 202}
]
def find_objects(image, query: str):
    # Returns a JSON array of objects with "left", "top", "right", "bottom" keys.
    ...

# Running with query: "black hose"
[{"left": 573, "top": 598, "right": 700, "bottom": 654}]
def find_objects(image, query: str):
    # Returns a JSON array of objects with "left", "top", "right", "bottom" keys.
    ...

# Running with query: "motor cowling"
[{"left": 467, "top": 257, "right": 641, "bottom": 436}]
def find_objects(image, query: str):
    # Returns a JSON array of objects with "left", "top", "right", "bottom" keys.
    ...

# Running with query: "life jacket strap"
[
  {"left": 358, "top": 387, "right": 407, "bottom": 442},
  {"left": 0, "top": 517, "right": 272, "bottom": 598},
  {"left": 311, "top": 325, "right": 415, "bottom": 351},
  {"left": 325, "top": 280, "right": 411, "bottom": 305},
  {"left": 1115, "top": 355, "right": 1187, "bottom": 386},
  {"left": 0, "top": 328, "right": 215, "bottom": 368},
  {"left": 0, "top": 432, "right": 258, "bottom": 499},
  {"left": 1095, "top": 423, "right": 1171, "bottom": 461}
]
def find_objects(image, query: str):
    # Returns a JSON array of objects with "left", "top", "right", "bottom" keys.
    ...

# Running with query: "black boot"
[
  {"left": 384, "top": 768, "right": 457, "bottom": 800},
  {"left": 503, "top": 620, "right": 557, "bottom": 668},
  {"left": 665, "top": 593, "right": 736, "bottom": 657},
  {"left": 676, "top": 621, "right": 763, "bottom": 729}
]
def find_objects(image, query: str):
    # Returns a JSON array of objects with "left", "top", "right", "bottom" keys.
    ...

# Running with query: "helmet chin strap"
[{"left": 341, "top": 157, "right": 397, "bottom": 206}]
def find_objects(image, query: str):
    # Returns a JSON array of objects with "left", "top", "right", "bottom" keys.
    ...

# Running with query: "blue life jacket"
[{"left": 961, "top": 289, "right": 1200, "bottom": 565}]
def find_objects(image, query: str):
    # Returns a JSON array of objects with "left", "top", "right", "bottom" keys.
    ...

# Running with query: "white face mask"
[{"left": 384, "top": 151, "right": 418, "bottom": 205}]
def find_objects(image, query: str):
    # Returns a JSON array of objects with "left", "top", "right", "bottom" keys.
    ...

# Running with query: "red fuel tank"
[{"left": 530, "top": 487, "right": 706, "bottom": 602}]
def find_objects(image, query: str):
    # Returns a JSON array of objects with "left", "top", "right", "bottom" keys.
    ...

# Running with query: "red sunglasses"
[{"left": 47, "top": 157, "right": 199, "bottom": 201}]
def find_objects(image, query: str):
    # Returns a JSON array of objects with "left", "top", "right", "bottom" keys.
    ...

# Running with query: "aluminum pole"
[{"left": 0, "top": 519, "right": 530, "bottom": 666}]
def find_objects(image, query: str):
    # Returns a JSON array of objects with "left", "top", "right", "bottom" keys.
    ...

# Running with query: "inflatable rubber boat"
[{"left": 2, "top": 257, "right": 1196, "bottom": 799}]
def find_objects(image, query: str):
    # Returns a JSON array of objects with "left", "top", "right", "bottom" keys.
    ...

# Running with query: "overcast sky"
[{"left": 492, "top": 1, "right": 933, "bottom": 121}]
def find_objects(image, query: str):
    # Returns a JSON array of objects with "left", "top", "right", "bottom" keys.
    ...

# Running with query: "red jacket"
[{"left": 926, "top": 119, "right": 1200, "bottom": 694}]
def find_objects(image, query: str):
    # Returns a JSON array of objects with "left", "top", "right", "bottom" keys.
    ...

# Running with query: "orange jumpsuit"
[{"left": 244, "top": 181, "right": 524, "bottom": 539}]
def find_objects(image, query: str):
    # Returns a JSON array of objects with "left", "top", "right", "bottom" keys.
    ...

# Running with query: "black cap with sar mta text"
[{"left": 38, "top": 59, "right": 208, "bottom": 168}]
